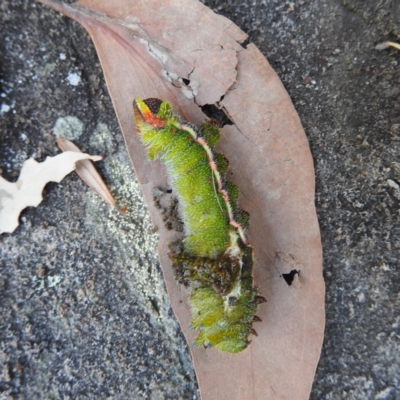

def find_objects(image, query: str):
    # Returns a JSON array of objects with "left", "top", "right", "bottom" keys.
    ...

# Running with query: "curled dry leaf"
[
  {"left": 0, "top": 151, "right": 102, "bottom": 234},
  {"left": 57, "top": 137, "right": 124, "bottom": 212},
  {"left": 38, "top": 0, "right": 325, "bottom": 399}
]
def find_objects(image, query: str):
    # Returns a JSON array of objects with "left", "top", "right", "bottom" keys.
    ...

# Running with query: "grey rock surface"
[
  {"left": 0, "top": 1, "right": 197, "bottom": 399},
  {"left": 0, "top": 0, "right": 399, "bottom": 399}
]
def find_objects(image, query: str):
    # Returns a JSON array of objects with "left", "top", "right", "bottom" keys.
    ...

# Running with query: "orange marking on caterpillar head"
[{"left": 133, "top": 98, "right": 166, "bottom": 129}]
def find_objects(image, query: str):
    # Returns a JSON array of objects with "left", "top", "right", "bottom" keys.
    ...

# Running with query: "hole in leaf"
[
  {"left": 282, "top": 269, "right": 300, "bottom": 286},
  {"left": 240, "top": 37, "right": 251, "bottom": 49},
  {"left": 201, "top": 104, "right": 233, "bottom": 127}
]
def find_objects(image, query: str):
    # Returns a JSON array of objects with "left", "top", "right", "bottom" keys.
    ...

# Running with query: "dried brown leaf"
[
  {"left": 0, "top": 151, "right": 102, "bottom": 234},
  {"left": 57, "top": 137, "right": 120, "bottom": 210},
  {"left": 38, "top": 1, "right": 325, "bottom": 399}
]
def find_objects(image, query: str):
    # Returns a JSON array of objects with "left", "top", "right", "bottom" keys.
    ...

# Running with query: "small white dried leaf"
[{"left": 0, "top": 151, "right": 102, "bottom": 234}]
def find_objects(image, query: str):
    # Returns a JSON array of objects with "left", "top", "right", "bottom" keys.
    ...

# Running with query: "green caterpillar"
[{"left": 133, "top": 98, "right": 265, "bottom": 353}]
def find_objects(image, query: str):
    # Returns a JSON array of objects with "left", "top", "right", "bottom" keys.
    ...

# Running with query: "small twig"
[{"left": 375, "top": 41, "right": 400, "bottom": 51}]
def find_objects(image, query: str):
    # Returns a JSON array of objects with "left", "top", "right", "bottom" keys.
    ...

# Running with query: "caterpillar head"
[{"left": 133, "top": 98, "right": 174, "bottom": 131}]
